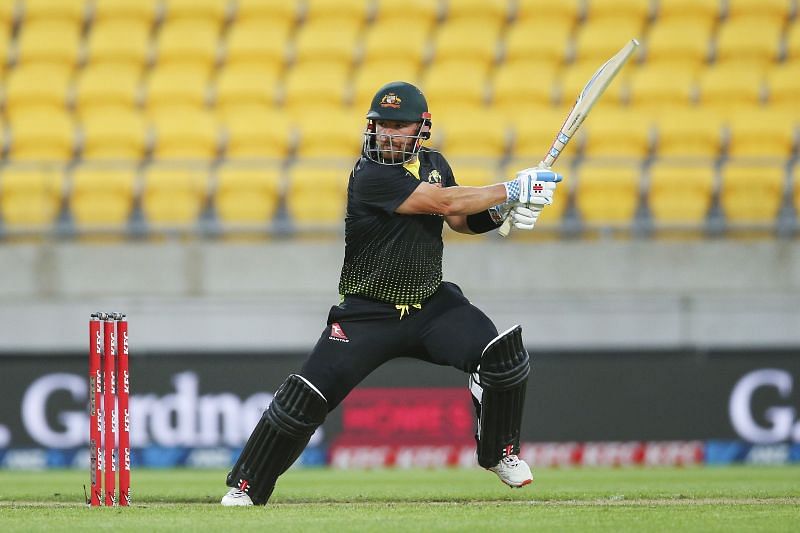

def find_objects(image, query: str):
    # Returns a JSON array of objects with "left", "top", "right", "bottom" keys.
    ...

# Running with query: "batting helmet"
[{"left": 363, "top": 81, "right": 432, "bottom": 165}]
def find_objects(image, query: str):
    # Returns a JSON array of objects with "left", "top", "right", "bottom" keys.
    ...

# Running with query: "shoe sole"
[{"left": 505, "top": 478, "right": 533, "bottom": 489}]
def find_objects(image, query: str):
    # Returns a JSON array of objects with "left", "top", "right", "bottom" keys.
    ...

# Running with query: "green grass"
[{"left": 1, "top": 467, "right": 799, "bottom": 532}]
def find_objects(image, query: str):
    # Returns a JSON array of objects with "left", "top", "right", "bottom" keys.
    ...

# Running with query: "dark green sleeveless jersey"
[{"left": 338, "top": 148, "right": 457, "bottom": 305}]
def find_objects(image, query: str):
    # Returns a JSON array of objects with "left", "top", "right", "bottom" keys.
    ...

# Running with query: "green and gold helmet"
[{"left": 363, "top": 81, "right": 432, "bottom": 165}]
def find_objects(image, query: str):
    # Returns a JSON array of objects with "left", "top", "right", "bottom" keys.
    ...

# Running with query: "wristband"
[{"left": 466, "top": 209, "right": 504, "bottom": 234}]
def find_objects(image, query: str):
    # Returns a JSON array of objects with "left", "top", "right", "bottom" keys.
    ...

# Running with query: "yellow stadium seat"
[
  {"left": 697, "top": 65, "right": 764, "bottom": 114},
  {"left": 304, "top": 0, "right": 369, "bottom": 25},
  {"left": 21, "top": 0, "right": 86, "bottom": 25},
  {"left": 422, "top": 60, "right": 489, "bottom": 111},
  {"left": 162, "top": 0, "right": 230, "bottom": 25},
  {"left": 215, "top": 164, "right": 282, "bottom": 225},
  {"left": 361, "top": 20, "right": 430, "bottom": 69},
  {"left": 767, "top": 64, "right": 800, "bottom": 113},
  {"left": 726, "top": 107, "right": 796, "bottom": 160},
  {"left": 584, "top": 0, "right": 651, "bottom": 24},
  {"left": 294, "top": 110, "right": 364, "bottom": 160},
  {"left": 373, "top": 0, "right": 440, "bottom": 26},
  {"left": 151, "top": 107, "right": 219, "bottom": 160},
  {"left": 715, "top": 18, "right": 782, "bottom": 71},
  {"left": 234, "top": 0, "right": 298, "bottom": 24},
  {"left": 214, "top": 65, "right": 280, "bottom": 115},
  {"left": 654, "top": 108, "right": 723, "bottom": 159},
  {"left": 286, "top": 163, "right": 348, "bottom": 226},
  {"left": 145, "top": 65, "right": 210, "bottom": 114},
  {"left": 559, "top": 62, "right": 627, "bottom": 107},
  {"left": 0, "top": 165, "right": 64, "bottom": 228},
  {"left": 515, "top": 0, "right": 581, "bottom": 26},
  {"left": 75, "top": 65, "right": 141, "bottom": 115},
  {"left": 787, "top": 23, "right": 800, "bottom": 63},
  {"left": 647, "top": 160, "right": 714, "bottom": 226},
  {"left": 492, "top": 61, "right": 559, "bottom": 116},
  {"left": 293, "top": 20, "right": 359, "bottom": 68},
  {"left": 504, "top": 157, "right": 570, "bottom": 226},
  {"left": 4, "top": 64, "right": 70, "bottom": 118},
  {"left": 435, "top": 109, "right": 509, "bottom": 159},
  {"left": 0, "top": 1, "right": 14, "bottom": 28},
  {"left": 726, "top": 0, "right": 791, "bottom": 25},
  {"left": 444, "top": 0, "right": 509, "bottom": 25},
  {"left": 8, "top": 110, "right": 74, "bottom": 161},
  {"left": 224, "top": 20, "right": 290, "bottom": 69},
  {"left": 85, "top": 20, "right": 151, "bottom": 68},
  {"left": 222, "top": 107, "right": 292, "bottom": 159},
  {"left": 572, "top": 19, "right": 643, "bottom": 68},
  {"left": 0, "top": 25, "right": 9, "bottom": 75},
  {"left": 645, "top": 19, "right": 713, "bottom": 68},
  {"left": 503, "top": 19, "right": 572, "bottom": 67},
  {"left": 581, "top": 108, "right": 653, "bottom": 160},
  {"left": 93, "top": 0, "right": 158, "bottom": 25},
  {"left": 352, "top": 59, "right": 421, "bottom": 111},
  {"left": 627, "top": 63, "right": 696, "bottom": 111},
  {"left": 576, "top": 161, "right": 640, "bottom": 224},
  {"left": 142, "top": 165, "right": 209, "bottom": 226},
  {"left": 70, "top": 165, "right": 137, "bottom": 228},
  {"left": 155, "top": 20, "right": 220, "bottom": 70},
  {"left": 511, "top": 107, "right": 579, "bottom": 158},
  {"left": 81, "top": 108, "right": 149, "bottom": 161},
  {"left": 720, "top": 161, "right": 784, "bottom": 224},
  {"left": 450, "top": 163, "right": 498, "bottom": 187},
  {"left": 656, "top": 0, "right": 721, "bottom": 25},
  {"left": 431, "top": 20, "right": 502, "bottom": 68},
  {"left": 282, "top": 62, "right": 349, "bottom": 113},
  {"left": 15, "top": 20, "right": 81, "bottom": 68}
]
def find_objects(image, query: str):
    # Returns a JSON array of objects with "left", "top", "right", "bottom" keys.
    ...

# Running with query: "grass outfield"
[{"left": 1, "top": 466, "right": 799, "bottom": 532}]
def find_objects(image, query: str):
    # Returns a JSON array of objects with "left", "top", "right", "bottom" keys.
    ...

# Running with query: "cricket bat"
[{"left": 498, "top": 38, "right": 640, "bottom": 237}]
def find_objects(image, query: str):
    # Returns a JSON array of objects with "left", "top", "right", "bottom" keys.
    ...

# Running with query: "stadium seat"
[
  {"left": 431, "top": 20, "right": 502, "bottom": 68},
  {"left": 491, "top": 61, "right": 559, "bottom": 117},
  {"left": 4, "top": 64, "right": 71, "bottom": 118},
  {"left": 644, "top": 19, "right": 713, "bottom": 69},
  {"left": 767, "top": 64, "right": 800, "bottom": 113},
  {"left": 422, "top": 60, "right": 489, "bottom": 111},
  {"left": 303, "top": 0, "right": 370, "bottom": 25},
  {"left": 222, "top": 107, "right": 293, "bottom": 159},
  {"left": 627, "top": 63, "right": 697, "bottom": 111},
  {"left": 558, "top": 62, "right": 627, "bottom": 107},
  {"left": 360, "top": 20, "right": 430, "bottom": 70},
  {"left": 8, "top": 109, "right": 74, "bottom": 161},
  {"left": 282, "top": 63, "right": 350, "bottom": 114},
  {"left": 656, "top": 0, "right": 721, "bottom": 26},
  {"left": 351, "top": 59, "right": 421, "bottom": 111},
  {"left": 584, "top": 0, "right": 651, "bottom": 25},
  {"left": 503, "top": 19, "right": 572, "bottom": 67},
  {"left": 784, "top": 23, "right": 800, "bottom": 63},
  {"left": 151, "top": 107, "right": 219, "bottom": 161},
  {"left": 511, "top": 107, "right": 581, "bottom": 159},
  {"left": 286, "top": 163, "right": 349, "bottom": 226},
  {"left": 85, "top": 20, "right": 151, "bottom": 68},
  {"left": 647, "top": 160, "right": 715, "bottom": 226},
  {"left": 0, "top": 24, "right": 9, "bottom": 75},
  {"left": 726, "top": 108, "right": 797, "bottom": 160},
  {"left": 444, "top": 0, "right": 509, "bottom": 26},
  {"left": 214, "top": 65, "right": 280, "bottom": 116},
  {"left": 155, "top": 20, "right": 220, "bottom": 70},
  {"left": 572, "top": 19, "right": 643, "bottom": 68},
  {"left": 515, "top": 0, "right": 582, "bottom": 26},
  {"left": 81, "top": 108, "right": 149, "bottom": 161},
  {"left": 214, "top": 164, "right": 282, "bottom": 225},
  {"left": 576, "top": 161, "right": 640, "bottom": 225},
  {"left": 0, "top": 165, "right": 64, "bottom": 228},
  {"left": 234, "top": 0, "right": 298, "bottom": 24},
  {"left": 92, "top": 0, "right": 158, "bottom": 25},
  {"left": 15, "top": 20, "right": 81, "bottom": 68},
  {"left": 145, "top": 65, "right": 210, "bottom": 115},
  {"left": 294, "top": 110, "right": 365, "bottom": 160},
  {"left": 292, "top": 20, "right": 360, "bottom": 68},
  {"left": 726, "top": 0, "right": 791, "bottom": 25},
  {"left": 224, "top": 20, "right": 291, "bottom": 70},
  {"left": 162, "top": 0, "right": 230, "bottom": 26},
  {"left": 653, "top": 108, "right": 723, "bottom": 159},
  {"left": 142, "top": 165, "right": 209, "bottom": 227},
  {"left": 697, "top": 65, "right": 764, "bottom": 116},
  {"left": 581, "top": 108, "right": 653, "bottom": 160},
  {"left": 0, "top": 1, "right": 14, "bottom": 28},
  {"left": 21, "top": 0, "right": 86, "bottom": 25},
  {"left": 451, "top": 163, "right": 499, "bottom": 187},
  {"left": 714, "top": 18, "right": 782, "bottom": 72},
  {"left": 435, "top": 108, "right": 509, "bottom": 159},
  {"left": 719, "top": 161, "right": 785, "bottom": 225},
  {"left": 372, "top": 0, "right": 440, "bottom": 26},
  {"left": 70, "top": 165, "right": 137, "bottom": 228},
  {"left": 75, "top": 65, "right": 142, "bottom": 115}
]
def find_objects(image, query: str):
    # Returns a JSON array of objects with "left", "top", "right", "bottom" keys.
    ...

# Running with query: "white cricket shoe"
[
  {"left": 487, "top": 455, "right": 533, "bottom": 488},
  {"left": 221, "top": 488, "right": 254, "bottom": 507}
]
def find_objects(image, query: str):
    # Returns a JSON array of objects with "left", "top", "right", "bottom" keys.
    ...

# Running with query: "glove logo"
[
  {"left": 379, "top": 93, "right": 402, "bottom": 109},
  {"left": 533, "top": 184, "right": 543, "bottom": 192}
]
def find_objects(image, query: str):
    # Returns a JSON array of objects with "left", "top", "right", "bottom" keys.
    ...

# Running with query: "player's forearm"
[{"left": 434, "top": 184, "right": 508, "bottom": 216}]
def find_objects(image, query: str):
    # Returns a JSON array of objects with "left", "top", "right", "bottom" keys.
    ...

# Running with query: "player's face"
[{"left": 375, "top": 120, "right": 420, "bottom": 162}]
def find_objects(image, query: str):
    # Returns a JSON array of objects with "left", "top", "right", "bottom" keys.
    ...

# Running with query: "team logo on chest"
[{"left": 427, "top": 169, "right": 442, "bottom": 184}]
